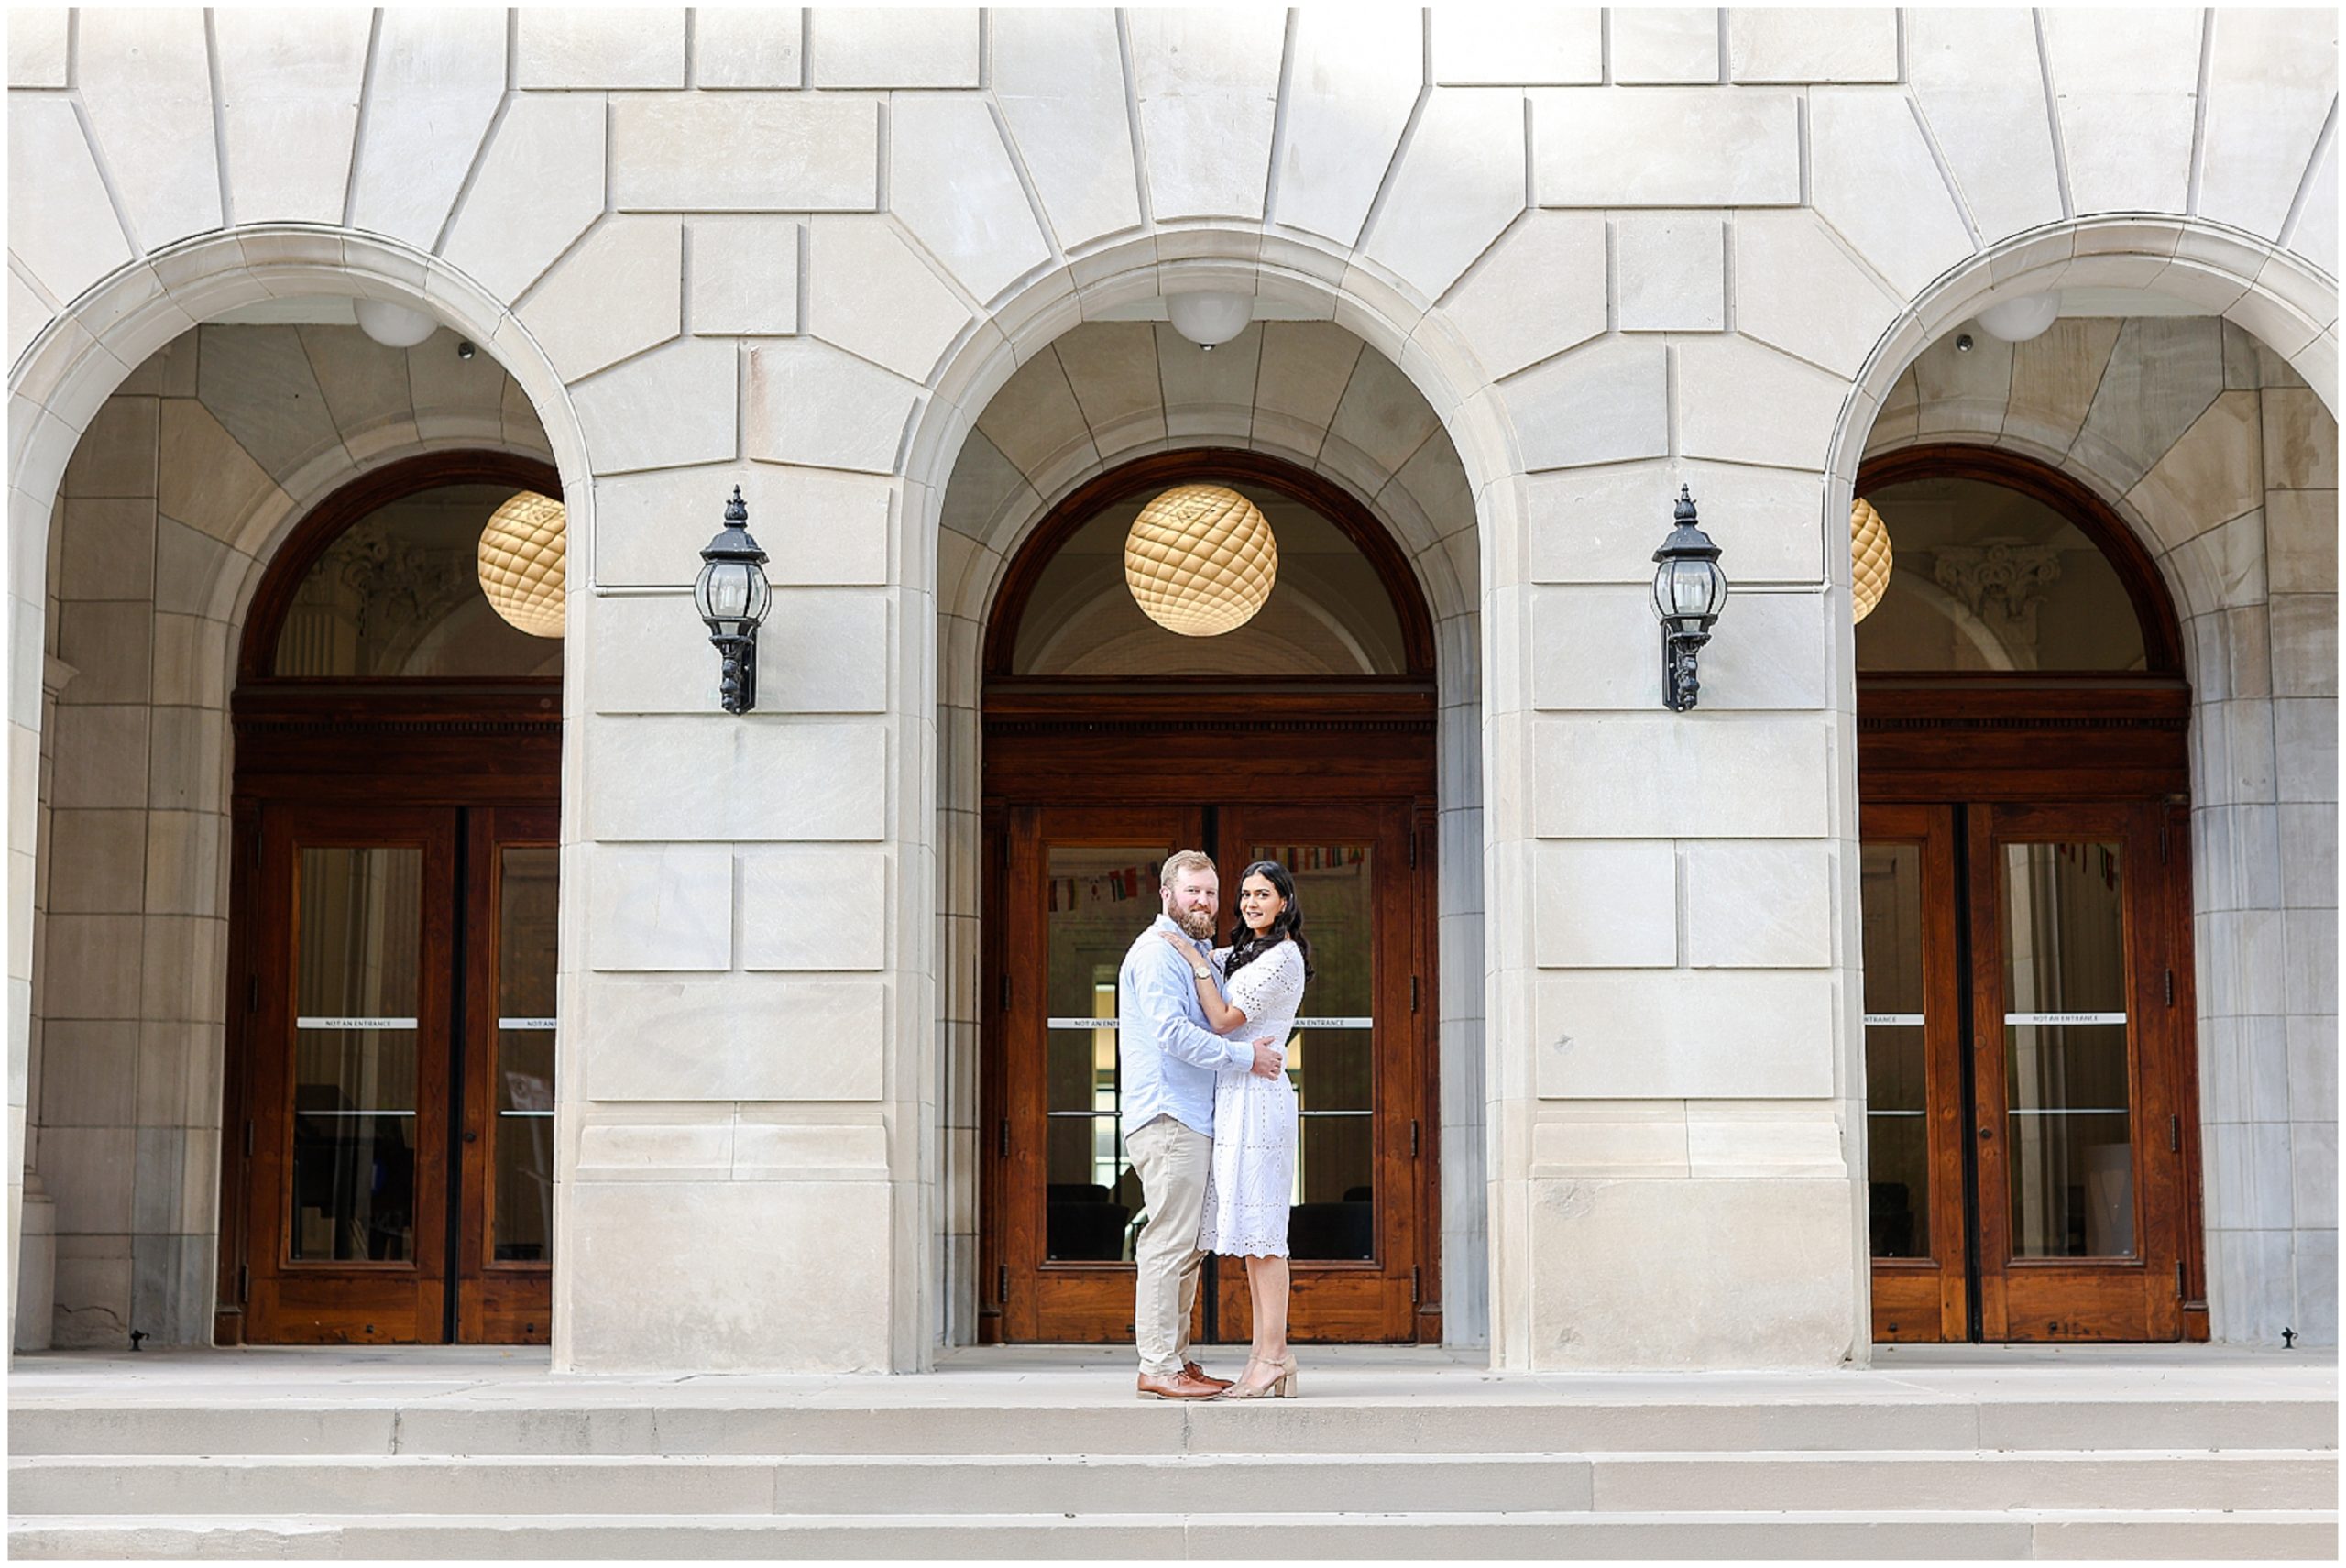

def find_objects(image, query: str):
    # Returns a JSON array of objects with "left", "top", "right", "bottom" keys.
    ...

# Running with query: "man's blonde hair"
[{"left": 1160, "top": 850, "right": 1216, "bottom": 891}]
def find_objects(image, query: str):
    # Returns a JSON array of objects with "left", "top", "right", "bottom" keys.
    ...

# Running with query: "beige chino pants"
[{"left": 1126, "top": 1113, "right": 1211, "bottom": 1376}]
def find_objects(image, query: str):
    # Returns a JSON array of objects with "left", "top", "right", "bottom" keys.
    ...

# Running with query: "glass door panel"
[
  {"left": 246, "top": 807, "right": 455, "bottom": 1343},
  {"left": 1858, "top": 805, "right": 1968, "bottom": 1343},
  {"left": 1970, "top": 802, "right": 2183, "bottom": 1343},
  {"left": 1041, "top": 844, "right": 1159, "bottom": 1264}
]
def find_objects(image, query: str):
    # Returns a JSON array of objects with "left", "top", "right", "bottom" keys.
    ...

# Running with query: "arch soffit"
[{"left": 10, "top": 227, "right": 591, "bottom": 608}]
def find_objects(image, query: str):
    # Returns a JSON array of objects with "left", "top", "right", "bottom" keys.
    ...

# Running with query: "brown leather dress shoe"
[
  {"left": 1135, "top": 1368, "right": 1222, "bottom": 1400},
  {"left": 1183, "top": 1361, "right": 1233, "bottom": 1390}
]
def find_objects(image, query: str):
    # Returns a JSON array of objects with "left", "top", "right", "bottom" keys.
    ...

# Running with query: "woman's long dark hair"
[{"left": 1223, "top": 860, "right": 1314, "bottom": 982}]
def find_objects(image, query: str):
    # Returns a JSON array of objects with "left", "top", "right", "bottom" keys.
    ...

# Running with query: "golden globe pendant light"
[
  {"left": 1124, "top": 483, "right": 1278, "bottom": 637},
  {"left": 477, "top": 490, "right": 567, "bottom": 638},
  {"left": 1850, "top": 496, "right": 1892, "bottom": 624}
]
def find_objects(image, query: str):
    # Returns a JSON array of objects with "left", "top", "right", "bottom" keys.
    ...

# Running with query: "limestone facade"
[{"left": 5, "top": 8, "right": 2338, "bottom": 1370}]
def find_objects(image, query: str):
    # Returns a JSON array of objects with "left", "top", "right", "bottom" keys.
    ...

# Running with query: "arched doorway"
[
  {"left": 1854, "top": 444, "right": 2202, "bottom": 1343},
  {"left": 978, "top": 451, "right": 1442, "bottom": 1344},
  {"left": 221, "top": 453, "right": 564, "bottom": 1344}
]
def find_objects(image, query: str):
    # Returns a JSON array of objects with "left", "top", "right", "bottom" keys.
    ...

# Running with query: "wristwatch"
[{"left": 1191, "top": 961, "right": 1212, "bottom": 980}]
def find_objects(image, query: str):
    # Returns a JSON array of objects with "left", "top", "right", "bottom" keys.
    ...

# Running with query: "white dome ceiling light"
[
  {"left": 1165, "top": 291, "right": 1253, "bottom": 350},
  {"left": 1975, "top": 292, "right": 2061, "bottom": 343},
  {"left": 1851, "top": 496, "right": 1892, "bottom": 623},
  {"left": 477, "top": 491, "right": 567, "bottom": 639},
  {"left": 1124, "top": 484, "right": 1278, "bottom": 637},
  {"left": 353, "top": 299, "right": 440, "bottom": 349}
]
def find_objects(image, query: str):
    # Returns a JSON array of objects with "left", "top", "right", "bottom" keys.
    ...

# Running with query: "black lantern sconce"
[
  {"left": 696, "top": 486, "right": 773, "bottom": 714},
  {"left": 1651, "top": 485, "right": 1728, "bottom": 712}
]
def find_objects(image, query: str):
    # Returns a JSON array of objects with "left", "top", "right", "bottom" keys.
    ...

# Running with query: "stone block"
[
  {"left": 1127, "top": 7, "right": 1285, "bottom": 221},
  {"left": 7, "top": 8, "right": 67, "bottom": 87},
  {"left": 740, "top": 848, "right": 890, "bottom": 970},
  {"left": 1530, "top": 1106, "right": 1690, "bottom": 1178},
  {"left": 583, "top": 717, "right": 886, "bottom": 841},
  {"left": 42, "top": 1128, "right": 137, "bottom": 1236},
  {"left": 585, "top": 847, "right": 733, "bottom": 971},
  {"left": 8, "top": 98, "right": 137, "bottom": 310},
  {"left": 214, "top": 8, "right": 371, "bottom": 225},
  {"left": 2268, "top": 595, "right": 2336, "bottom": 698},
  {"left": 2293, "top": 1121, "right": 2339, "bottom": 1231},
  {"left": 1326, "top": 347, "right": 1440, "bottom": 482},
  {"left": 1683, "top": 841, "right": 1834, "bottom": 967},
  {"left": 38, "top": 1021, "right": 137, "bottom": 1130},
  {"left": 1905, "top": 8, "right": 2065, "bottom": 243},
  {"left": 565, "top": 1179, "right": 891, "bottom": 1371},
  {"left": 516, "top": 7, "right": 685, "bottom": 88},
  {"left": 519, "top": 218, "right": 685, "bottom": 384},
  {"left": 2266, "top": 491, "right": 2339, "bottom": 597},
  {"left": 2130, "top": 389, "right": 2264, "bottom": 539},
  {"left": 442, "top": 93, "right": 608, "bottom": 304},
  {"left": 1531, "top": 715, "right": 1831, "bottom": 838},
  {"left": 2003, "top": 319, "right": 2123, "bottom": 454},
  {"left": 575, "top": 1119, "right": 734, "bottom": 1183},
  {"left": 1684, "top": 1103, "right": 1846, "bottom": 1179},
  {"left": 696, "top": 7, "right": 804, "bottom": 87},
  {"left": 1611, "top": 8, "right": 1720, "bottom": 85},
  {"left": 1365, "top": 88, "right": 1527, "bottom": 303},
  {"left": 2079, "top": 319, "right": 2230, "bottom": 493},
  {"left": 1809, "top": 90, "right": 1978, "bottom": 299},
  {"left": 807, "top": 217, "right": 972, "bottom": 383},
  {"left": 58, "top": 499, "right": 158, "bottom": 605},
  {"left": 592, "top": 464, "right": 890, "bottom": 589},
  {"left": 689, "top": 217, "right": 802, "bottom": 339},
  {"left": 890, "top": 94, "right": 1054, "bottom": 304},
  {"left": 1677, "top": 338, "right": 1847, "bottom": 472},
  {"left": 141, "top": 809, "right": 219, "bottom": 917},
  {"left": 612, "top": 94, "right": 879, "bottom": 212},
  {"left": 1054, "top": 322, "right": 1164, "bottom": 454},
  {"left": 1433, "top": 213, "right": 1606, "bottom": 381},
  {"left": 1509, "top": 338, "right": 1670, "bottom": 471},
  {"left": 2263, "top": 390, "right": 2340, "bottom": 491},
  {"left": 731, "top": 1121, "right": 891, "bottom": 1179},
  {"left": 2043, "top": 8, "right": 2203, "bottom": 216},
  {"left": 1526, "top": 1177, "right": 1854, "bottom": 1366},
  {"left": 1732, "top": 212, "right": 1902, "bottom": 379},
  {"left": 2198, "top": 9, "right": 2337, "bottom": 238},
  {"left": 45, "top": 810, "right": 147, "bottom": 915},
  {"left": 193, "top": 323, "right": 345, "bottom": 480},
  {"left": 74, "top": 9, "right": 219, "bottom": 254},
  {"left": 1728, "top": 8, "right": 1896, "bottom": 82},
  {"left": 43, "top": 913, "right": 143, "bottom": 1022},
  {"left": 1252, "top": 322, "right": 1365, "bottom": 442},
  {"left": 1531, "top": 841, "right": 1675, "bottom": 968},
  {"left": 808, "top": 7, "right": 978, "bottom": 87},
  {"left": 1533, "top": 88, "right": 1799, "bottom": 207},
  {"left": 56, "top": 603, "right": 153, "bottom": 708},
  {"left": 746, "top": 340, "right": 921, "bottom": 475},
  {"left": 587, "top": 589, "right": 888, "bottom": 715},
  {"left": 50, "top": 707, "right": 149, "bottom": 812},
  {"left": 1274, "top": 11, "right": 1420, "bottom": 247},
  {"left": 571, "top": 336, "right": 740, "bottom": 475},
  {"left": 582, "top": 976, "right": 883, "bottom": 1100},
  {"left": 1432, "top": 8, "right": 1600, "bottom": 83},
  {"left": 1616, "top": 214, "right": 1725, "bottom": 334},
  {"left": 992, "top": 9, "right": 1144, "bottom": 250},
  {"left": 1535, "top": 971, "right": 1836, "bottom": 1097},
  {"left": 1529, "top": 459, "right": 1825, "bottom": 587}
]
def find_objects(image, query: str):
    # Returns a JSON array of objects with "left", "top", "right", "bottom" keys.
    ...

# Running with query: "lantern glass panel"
[
  {"left": 696, "top": 559, "right": 758, "bottom": 633},
  {"left": 1654, "top": 557, "right": 1724, "bottom": 631}
]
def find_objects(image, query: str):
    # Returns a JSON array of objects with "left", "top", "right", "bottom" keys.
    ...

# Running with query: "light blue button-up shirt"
[{"left": 1117, "top": 915, "right": 1252, "bottom": 1138}]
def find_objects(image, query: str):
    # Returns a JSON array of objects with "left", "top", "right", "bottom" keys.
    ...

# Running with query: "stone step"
[
  {"left": 8, "top": 1509, "right": 2339, "bottom": 1560},
  {"left": 11, "top": 1450, "right": 2336, "bottom": 1518},
  {"left": 10, "top": 1394, "right": 2338, "bottom": 1457}
]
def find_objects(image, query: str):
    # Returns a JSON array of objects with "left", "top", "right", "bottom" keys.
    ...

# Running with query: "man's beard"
[{"left": 1175, "top": 906, "right": 1216, "bottom": 941}]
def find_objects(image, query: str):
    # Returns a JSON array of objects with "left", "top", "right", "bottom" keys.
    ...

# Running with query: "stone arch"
[
  {"left": 901, "top": 231, "right": 1520, "bottom": 1353},
  {"left": 1827, "top": 218, "right": 2340, "bottom": 1345},
  {"left": 8, "top": 228, "right": 589, "bottom": 1351}
]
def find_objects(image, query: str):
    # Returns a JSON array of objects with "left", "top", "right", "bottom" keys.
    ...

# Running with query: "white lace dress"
[{"left": 1198, "top": 940, "right": 1306, "bottom": 1258}]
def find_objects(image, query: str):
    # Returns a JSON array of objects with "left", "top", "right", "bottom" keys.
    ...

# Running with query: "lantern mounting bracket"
[{"left": 1650, "top": 485, "right": 1728, "bottom": 713}]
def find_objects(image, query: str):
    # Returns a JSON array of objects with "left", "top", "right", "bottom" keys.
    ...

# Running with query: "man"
[{"left": 1119, "top": 850, "right": 1285, "bottom": 1400}]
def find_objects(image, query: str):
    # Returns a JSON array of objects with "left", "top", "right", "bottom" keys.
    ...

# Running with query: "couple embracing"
[{"left": 1119, "top": 850, "right": 1312, "bottom": 1401}]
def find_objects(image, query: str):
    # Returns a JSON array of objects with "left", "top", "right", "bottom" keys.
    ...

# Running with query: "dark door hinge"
[
  {"left": 2169, "top": 1114, "right": 2181, "bottom": 1153},
  {"left": 1409, "top": 1119, "right": 1420, "bottom": 1158},
  {"left": 1410, "top": 1267, "right": 1420, "bottom": 1306},
  {"left": 2159, "top": 820, "right": 2171, "bottom": 864},
  {"left": 997, "top": 1119, "right": 1010, "bottom": 1159},
  {"left": 2176, "top": 1261, "right": 2187, "bottom": 1298},
  {"left": 238, "top": 1264, "right": 250, "bottom": 1304},
  {"left": 999, "top": 974, "right": 1010, "bottom": 1011},
  {"left": 1409, "top": 975, "right": 1420, "bottom": 1014},
  {"left": 997, "top": 1265, "right": 1009, "bottom": 1304},
  {"left": 1408, "top": 831, "right": 1418, "bottom": 869},
  {"left": 243, "top": 1120, "right": 254, "bottom": 1158},
  {"left": 247, "top": 974, "right": 260, "bottom": 1013},
  {"left": 2165, "top": 969, "right": 2174, "bottom": 1007}
]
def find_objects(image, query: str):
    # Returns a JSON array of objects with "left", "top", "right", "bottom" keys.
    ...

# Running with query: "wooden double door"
[
  {"left": 236, "top": 801, "right": 557, "bottom": 1343},
  {"left": 985, "top": 795, "right": 1434, "bottom": 1344},
  {"left": 1864, "top": 799, "right": 2196, "bottom": 1342}
]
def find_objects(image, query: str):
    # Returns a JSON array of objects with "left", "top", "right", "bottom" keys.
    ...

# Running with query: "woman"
[{"left": 1157, "top": 860, "right": 1311, "bottom": 1398}]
